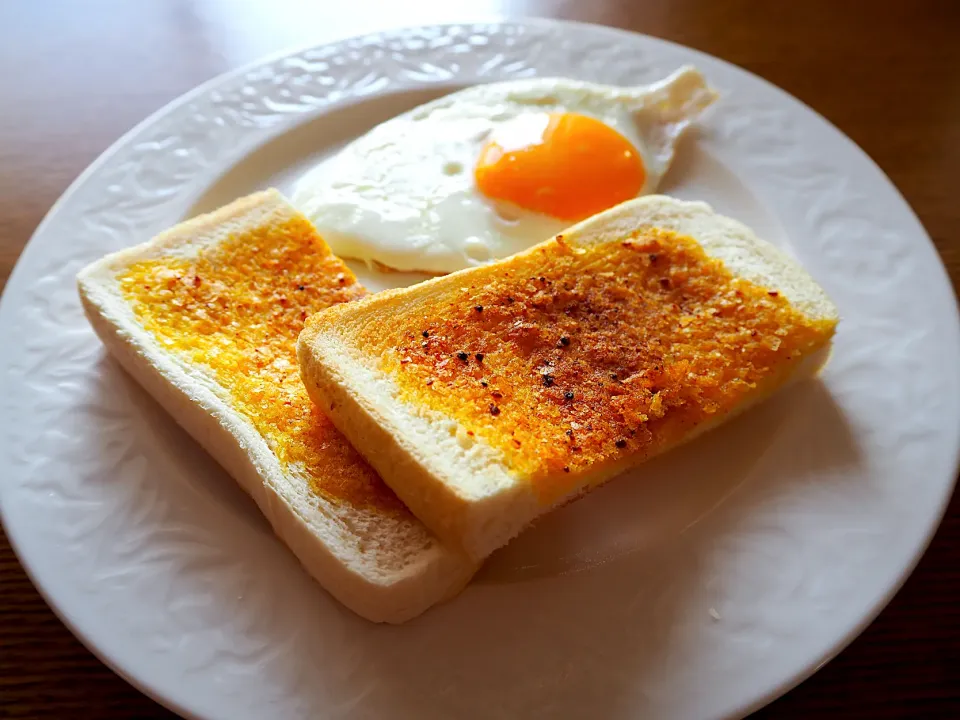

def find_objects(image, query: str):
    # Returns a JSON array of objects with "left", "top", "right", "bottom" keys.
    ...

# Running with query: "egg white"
[{"left": 292, "top": 66, "right": 717, "bottom": 274}]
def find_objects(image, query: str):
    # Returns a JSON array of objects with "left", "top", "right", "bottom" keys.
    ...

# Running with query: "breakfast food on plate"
[
  {"left": 297, "top": 196, "right": 839, "bottom": 561},
  {"left": 77, "top": 190, "right": 476, "bottom": 623},
  {"left": 292, "top": 67, "right": 717, "bottom": 275}
]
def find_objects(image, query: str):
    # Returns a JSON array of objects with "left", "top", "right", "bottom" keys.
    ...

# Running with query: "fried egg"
[{"left": 292, "top": 67, "right": 717, "bottom": 274}]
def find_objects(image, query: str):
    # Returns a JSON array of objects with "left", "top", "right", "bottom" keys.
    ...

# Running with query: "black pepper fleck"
[
  {"left": 507, "top": 296, "right": 515, "bottom": 303},
  {"left": 481, "top": 380, "right": 488, "bottom": 387},
  {"left": 457, "top": 352, "right": 469, "bottom": 362},
  {"left": 422, "top": 330, "right": 429, "bottom": 338},
  {"left": 297, "top": 285, "right": 305, "bottom": 291},
  {"left": 559, "top": 336, "right": 571, "bottom": 347},
  {"left": 564, "top": 391, "right": 575, "bottom": 401},
  {"left": 475, "top": 305, "right": 483, "bottom": 312},
  {"left": 563, "top": 466, "right": 570, "bottom": 473},
  {"left": 542, "top": 374, "right": 555, "bottom": 387},
  {"left": 565, "top": 429, "right": 574, "bottom": 437},
  {"left": 649, "top": 253, "right": 659, "bottom": 263},
  {"left": 489, "top": 404, "right": 500, "bottom": 416},
  {"left": 615, "top": 439, "right": 627, "bottom": 449},
  {"left": 475, "top": 353, "right": 484, "bottom": 362},
  {"left": 659, "top": 278, "right": 671, "bottom": 289}
]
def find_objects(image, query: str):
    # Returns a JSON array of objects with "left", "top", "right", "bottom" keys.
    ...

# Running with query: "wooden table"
[{"left": 2, "top": 1, "right": 958, "bottom": 717}]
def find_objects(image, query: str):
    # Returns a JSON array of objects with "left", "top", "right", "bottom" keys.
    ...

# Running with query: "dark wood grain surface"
[{"left": 2, "top": 1, "right": 958, "bottom": 717}]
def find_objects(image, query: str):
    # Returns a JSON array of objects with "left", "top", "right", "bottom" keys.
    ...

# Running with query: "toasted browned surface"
[
  {"left": 345, "top": 228, "right": 835, "bottom": 499},
  {"left": 118, "top": 214, "right": 405, "bottom": 513}
]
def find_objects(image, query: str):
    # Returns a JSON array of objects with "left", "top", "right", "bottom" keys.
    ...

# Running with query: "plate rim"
[{"left": 2, "top": 17, "right": 959, "bottom": 720}]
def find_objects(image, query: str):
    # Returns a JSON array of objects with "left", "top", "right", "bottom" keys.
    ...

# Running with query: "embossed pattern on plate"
[{"left": 1, "top": 20, "right": 958, "bottom": 720}]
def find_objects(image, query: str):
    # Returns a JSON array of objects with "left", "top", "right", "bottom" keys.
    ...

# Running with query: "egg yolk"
[{"left": 474, "top": 112, "right": 646, "bottom": 221}]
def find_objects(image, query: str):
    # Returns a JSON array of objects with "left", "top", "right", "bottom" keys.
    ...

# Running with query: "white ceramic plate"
[{"left": 2, "top": 20, "right": 958, "bottom": 720}]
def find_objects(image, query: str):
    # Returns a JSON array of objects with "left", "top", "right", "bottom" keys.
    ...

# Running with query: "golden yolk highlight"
[{"left": 474, "top": 112, "right": 645, "bottom": 222}]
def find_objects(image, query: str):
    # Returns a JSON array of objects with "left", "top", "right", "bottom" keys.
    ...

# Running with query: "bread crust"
[
  {"left": 298, "top": 196, "right": 839, "bottom": 561},
  {"left": 77, "top": 190, "right": 475, "bottom": 623}
]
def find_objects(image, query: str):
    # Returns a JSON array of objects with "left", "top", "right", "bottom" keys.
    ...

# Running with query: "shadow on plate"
[
  {"left": 93, "top": 335, "right": 861, "bottom": 718},
  {"left": 349, "top": 378, "right": 862, "bottom": 718},
  {"left": 479, "top": 378, "right": 856, "bottom": 583}
]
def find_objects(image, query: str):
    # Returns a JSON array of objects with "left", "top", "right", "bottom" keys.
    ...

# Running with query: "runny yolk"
[{"left": 474, "top": 112, "right": 646, "bottom": 222}]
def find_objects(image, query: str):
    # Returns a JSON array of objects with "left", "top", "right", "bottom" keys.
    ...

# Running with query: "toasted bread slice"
[
  {"left": 298, "top": 196, "right": 839, "bottom": 561},
  {"left": 77, "top": 190, "right": 475, "bottom": 623}
]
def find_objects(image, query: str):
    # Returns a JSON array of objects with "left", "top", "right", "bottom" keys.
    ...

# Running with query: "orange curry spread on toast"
[
  {"left": 364, "top": 229, "right": 835, "bottom": 490},
  {"left": 119, "top": 215, "right": 404, "bottom": 513}
]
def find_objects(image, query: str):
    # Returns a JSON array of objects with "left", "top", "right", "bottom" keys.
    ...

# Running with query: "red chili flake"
[
  {"left": 192, "top": 275, "right": 202, "bottom": 288},
  {"left": 475, "top": 353, "right": 484, "bottom": 362},
  {"left": 768, "top": 290, "right": 779, "bottom": 297},
  {"left": 492, "top": 391, "right": 503, "bottom": 399},
  {"left": 750, "top": 330, "right": 758, "bottom": 337},
  {"left": 489, "top": 404, "right": 501, "bottom": 416},
  {"left": 659, "top": 277, "right": 671, "bottom": 289},
  {"left": 425, "top": 379, "right": 434, "bottom": 386},
  {"left": 563, "top": 466, "right": 570, "bottom": 473}
]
